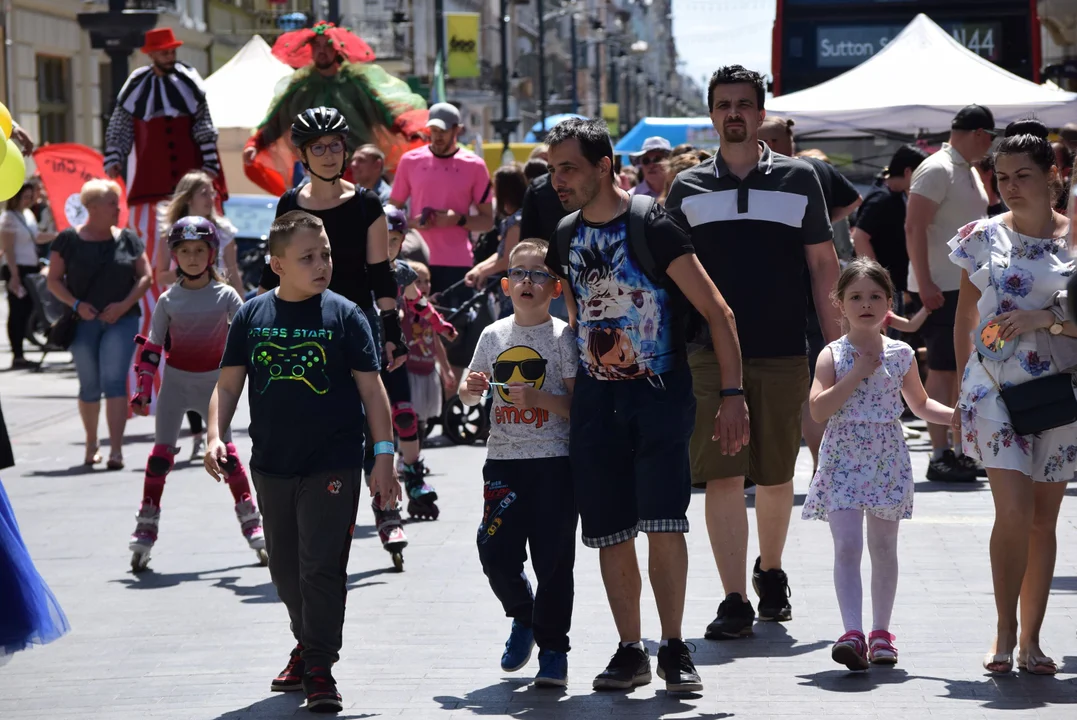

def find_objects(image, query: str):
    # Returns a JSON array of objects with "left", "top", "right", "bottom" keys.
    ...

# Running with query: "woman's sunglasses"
[
  {"left": 492, "top": 358, "right": 548, "bottom": 384},
  {"left": 308, "top": 140, "right": 345, "bottom": 157},
  {"left": 507, "top": 267, "right": 553, "bottom": 285},
  {"left": 639, "top": 154, "right": 668, "bottom": 166}
]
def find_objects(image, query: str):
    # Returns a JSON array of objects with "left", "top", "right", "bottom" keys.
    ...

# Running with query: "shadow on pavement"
[
  {"left": 918, "top": 671, "right": 1077, "bottom": 709},
  {"left": 1051, "top": 576, "right": 1077, "bottom": 592},
  {"left": 434, "top": 680, "right": 731, "bottom": 719},
  {"left": 26, "top": 464, "right": 99, "bottom": 478},
  {"left": 688, "top": 623, "right": 830, "bottom": 668},
  {"left": 209, "top": 693, "right": 378, "bottom": 719},
  {"left": 798, "top": 666, "right": 917, "bottom": 690},
  {"left": 913, "top": 480, "right": 987, "bottom": 494},
  {"left": 112, "top": 565, "right": 394, "bottom": 603}
]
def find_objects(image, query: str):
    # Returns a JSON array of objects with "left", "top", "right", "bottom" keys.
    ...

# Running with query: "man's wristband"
[
  {"left": 373, "top": 441, "right": 395, "bottom": 456},
  {"left": 73, "top": 300, "right": 80, "bottom": 312},
  {"left": 719, "top": 388, "right": 744, "bottom": 398},
  {"left": 456, "top": 214, "right": 467, "bottom": 227}
]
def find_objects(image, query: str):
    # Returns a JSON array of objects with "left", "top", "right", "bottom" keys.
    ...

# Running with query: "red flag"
[{"left": 32, "top": 144, "right": 130, "bottom": 232}]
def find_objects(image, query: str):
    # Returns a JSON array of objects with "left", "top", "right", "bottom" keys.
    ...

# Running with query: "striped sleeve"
[
  {"left": 192, "top": 100, "right": 221, "bottom": 175},
  {"left": 104, "top": 105, "right": 134, "bottom": 170}
]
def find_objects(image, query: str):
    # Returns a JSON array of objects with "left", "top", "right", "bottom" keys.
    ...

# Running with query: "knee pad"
[
  {"left": 392, "top": 402, "right": 418, "bottom": 441},
  {"left": 146, "top": 444, "right": 175, "bottom": 479}
]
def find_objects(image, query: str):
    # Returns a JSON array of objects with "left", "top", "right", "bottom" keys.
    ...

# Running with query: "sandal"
[
  {"left": 832, "top": 630, "right": 870, "bottom": 671},
  {"left": 868, "top": 630, "right": 898, "bottom": 665},
  {"left": 983, "top": 652, "right": 1014, "bottom": 675},
  {"left": 1017, "top": 651, "right": 1058, "bottom": 676},
  {"left": 107, "top": 452, "right": 124, "bottom": 471},
  {"left": 84, "top": 444, "right": 102, "bottom": 466}
]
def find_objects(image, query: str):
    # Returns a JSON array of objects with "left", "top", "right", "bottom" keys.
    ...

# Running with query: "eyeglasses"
[
  {"left": 492, "top": 358, "right": 548, "bottom": 384},
  {"left": 507, "top": 267, "right": 553, "bottom": 285},
  {"left": 639, "top": 154, "right": 668, "bottom": 166},
  {"left": 308, "top": 140, "right": 345, "bottom": 157}
]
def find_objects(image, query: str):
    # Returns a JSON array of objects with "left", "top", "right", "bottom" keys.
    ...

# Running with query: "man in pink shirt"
[{"left": 389, "top": 103, "right": 494, "bottom": 294}]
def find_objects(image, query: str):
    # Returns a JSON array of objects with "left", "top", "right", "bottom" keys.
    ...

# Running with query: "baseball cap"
[
  {"left": 952, "top": 105, "right": 996, "bottom": 135},
  {"left": 631, "top": 136, "right": 673, "bottom": 158},
  {"left": 425, "top": 103, "right": 461, "bottom": 130},
  {"left": 885, "top": 145, "right": 929, "bottom": 178},
  {"left": 1061, "top": 123, "right": 1077, "bottom": 144}
]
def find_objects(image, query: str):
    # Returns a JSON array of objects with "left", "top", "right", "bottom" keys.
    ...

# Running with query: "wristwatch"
[
  {"left": 456, "top": 214, "right": 467, "bottom": 227},
  {"left": 1050, "top": 320, "right": 1064, "bottom": 336},
  {"left": 719, "top": 388, "right": 745, "bottom": 398}
]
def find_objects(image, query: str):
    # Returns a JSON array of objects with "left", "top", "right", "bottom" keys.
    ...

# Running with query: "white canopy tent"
[
  {"left": 767, "top": 14, "right": 1077, "bottom": 137},
  {"left": 204, "top": 35, "right": 294, "bottom": 130}
]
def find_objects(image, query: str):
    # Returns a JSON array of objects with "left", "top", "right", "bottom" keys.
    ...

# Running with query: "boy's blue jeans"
[{"left": 477, "top": 456, "right": 577, "bottom": 654}]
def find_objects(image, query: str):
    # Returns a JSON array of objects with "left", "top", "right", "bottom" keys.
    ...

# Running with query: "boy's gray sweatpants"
[{"left": 251, "top": 467, "right": 362, "bottom": 670}]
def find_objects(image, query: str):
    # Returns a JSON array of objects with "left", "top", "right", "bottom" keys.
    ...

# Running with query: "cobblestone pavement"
[{"left": 1, "top": 339, "right": 1076, "bottom": 719}]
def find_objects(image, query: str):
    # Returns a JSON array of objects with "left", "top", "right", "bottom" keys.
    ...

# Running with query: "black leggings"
[{"left": 5, "top": 265, "right": 37, "bottom": 360}]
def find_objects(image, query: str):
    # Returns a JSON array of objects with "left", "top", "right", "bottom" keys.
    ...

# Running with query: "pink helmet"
[{"left": 168, "top": 216, "right": 220, "bottom": 274}]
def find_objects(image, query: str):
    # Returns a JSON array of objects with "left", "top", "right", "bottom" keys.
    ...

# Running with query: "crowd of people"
[{"left": 2, "top": 46, "right": 1077, "bottom": 718}]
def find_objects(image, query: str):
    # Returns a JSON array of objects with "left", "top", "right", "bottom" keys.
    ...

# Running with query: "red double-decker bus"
[{"left": 771, "top": 0, "right": 1040, "bottom": 96}]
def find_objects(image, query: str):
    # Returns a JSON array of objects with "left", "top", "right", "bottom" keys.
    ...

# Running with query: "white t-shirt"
[
  {"left": 908, "top": 143, "right": 988, "bottom": 293},
  {"left": 0, "top": 209, "right": 39, "bottom": 266},
  {"left": 468, "top": 316, "right": 578, "bottom": 460}
]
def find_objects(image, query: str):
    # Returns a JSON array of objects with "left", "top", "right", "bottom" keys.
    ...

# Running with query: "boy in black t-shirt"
[{"left": 205, "top": 210, "right": 400, "bottom": 714}]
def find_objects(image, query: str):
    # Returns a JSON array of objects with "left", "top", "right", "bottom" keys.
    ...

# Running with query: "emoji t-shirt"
[
  {"left": 468, "top": 316, "right": 578, "bottom": 459},
  {"left": 221, "top": 289, "right": 380, "bottom": 476}
]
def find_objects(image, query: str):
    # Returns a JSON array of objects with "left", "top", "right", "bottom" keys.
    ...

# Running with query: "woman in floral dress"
[{"left": 949, "top": 119, "right": 1077, "bottom": 676}]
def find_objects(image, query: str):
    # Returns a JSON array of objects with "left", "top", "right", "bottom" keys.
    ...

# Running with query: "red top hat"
[{"left": 141, "top": 28, "right": 183, "bottom": 54}]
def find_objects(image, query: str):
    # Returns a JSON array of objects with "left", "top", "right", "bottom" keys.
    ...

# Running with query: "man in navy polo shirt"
[{"left": 665, "top": 64, "right": 841, "bottom": 640}]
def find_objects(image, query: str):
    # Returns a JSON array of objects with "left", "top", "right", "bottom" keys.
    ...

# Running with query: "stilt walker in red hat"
[{"left": 104, "top": 28, "right": 227, "bottom": 409}]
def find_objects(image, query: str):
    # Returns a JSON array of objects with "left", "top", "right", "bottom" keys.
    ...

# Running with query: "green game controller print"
[{"left": 251, "top": 341, "right": 330, "bottom": 394}]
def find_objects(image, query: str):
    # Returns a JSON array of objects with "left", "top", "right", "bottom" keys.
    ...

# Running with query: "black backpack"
[{"left": 553, "top": 195, "right": 663, "bottom": 286}]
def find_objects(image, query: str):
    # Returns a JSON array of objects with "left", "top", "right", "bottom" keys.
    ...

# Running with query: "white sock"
[
  {"left": 867, "top": 514, "right": 901, "bottom": 632},
  {"left": 620, "top": 641, "right": 644, "bottom": 651},
  {"left": 828, "top": 509, "right": 865, "bottom": 634},
  {"left": 931, "top": 447, "right": 950, "bottom": 461}
]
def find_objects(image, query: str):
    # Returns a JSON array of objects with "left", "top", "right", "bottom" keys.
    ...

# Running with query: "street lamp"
[
  {"left": 591, "top": 17, "right": 604, "bottom": 117},
  {"left": 492, "top": 0, "right": 520, "bottom": 155}
]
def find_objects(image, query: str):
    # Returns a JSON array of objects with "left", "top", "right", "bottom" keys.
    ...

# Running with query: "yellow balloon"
[
  {"left": 0, "top": 139, "right": 26, "bottom": 202},
  {"left": 0, "top": 135, "right": 7, "bottom": 168},
  {"left": 0, "top": 104, "right": 12, "bottom": 141}
]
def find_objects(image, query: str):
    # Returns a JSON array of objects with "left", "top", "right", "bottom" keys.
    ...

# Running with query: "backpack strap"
[
  {"left": 627, "top": 194, "right": 662, "bottom": 284},
  {"left": 553, "top": 210, "right": 582, "bottom": 282}
]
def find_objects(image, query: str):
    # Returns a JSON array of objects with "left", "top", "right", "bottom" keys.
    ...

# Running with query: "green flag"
[{"left": 431, "top": 51, "right": 447, "bottom": 104}]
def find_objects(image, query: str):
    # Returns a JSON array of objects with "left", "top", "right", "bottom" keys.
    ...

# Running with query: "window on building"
[{"left": 37, "top": 55, "right": 71, "bottom": 145}]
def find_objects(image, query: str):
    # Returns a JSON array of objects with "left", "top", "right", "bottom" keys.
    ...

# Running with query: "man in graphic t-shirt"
[
  {"left": 389, "top": 103, "right": 494, "bottom": 295},
  {"left": 543, "top": 117, "right": 746, "bottom": 693}
]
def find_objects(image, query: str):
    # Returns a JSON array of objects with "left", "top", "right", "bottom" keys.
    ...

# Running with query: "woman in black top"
[
  {"left": 257, "top": 107, "right": 405, "bottom": 369},
  {"left": 47, "top": 180, "right": 151, "bottom": 469}
]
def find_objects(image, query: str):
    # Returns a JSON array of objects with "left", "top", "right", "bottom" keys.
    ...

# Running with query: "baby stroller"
[
  {"left": 424, "top": 277, "right": 501, "bottom": 445},
  {"left": 22, "top": 271, "right": 69, "bottom": 369}
]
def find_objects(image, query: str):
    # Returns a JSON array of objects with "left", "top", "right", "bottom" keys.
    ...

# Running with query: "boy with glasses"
[{"left": 459, "top": 239, "right": 579, "bottom": 687}]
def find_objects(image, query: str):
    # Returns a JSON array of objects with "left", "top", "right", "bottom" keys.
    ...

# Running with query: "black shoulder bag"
[{"left": 978, "top": 242, "right": 1077, "bottom": 436}]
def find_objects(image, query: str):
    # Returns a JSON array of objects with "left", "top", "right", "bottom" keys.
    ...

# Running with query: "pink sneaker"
[
  {"left": 832, "top": 630, "right": 869, "bottom": 671},
  {"left": 869, "top": 630, "right": 898, "bottom": 665}
]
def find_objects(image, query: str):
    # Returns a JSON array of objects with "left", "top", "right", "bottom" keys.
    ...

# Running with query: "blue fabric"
[
  {"left": 612, "top": 117, "right": 719, "bottom": 158},
  {"left": 523, "top": 114, "right": 588, "bottom": 142},
  {"left": 0, "top": 478, "right": 70, "bottom": 656},
  {"left": 69, "top": 315, "right": 140, "bottom": 402}
]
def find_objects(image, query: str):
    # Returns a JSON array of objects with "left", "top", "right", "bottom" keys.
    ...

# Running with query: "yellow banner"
[
  {"left": 446, "top": 13, "right": 480, "bottom": 79},
  {"left": 602, "top": 103, "right": 620, "bottom": 135}
]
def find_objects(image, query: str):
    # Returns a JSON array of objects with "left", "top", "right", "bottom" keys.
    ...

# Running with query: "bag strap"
[
  {"left": 554, "top": 210, "right": 582, "bottom": 283},
  {"left": 627, "top": 194, "right": 661, "bottom": 284}
]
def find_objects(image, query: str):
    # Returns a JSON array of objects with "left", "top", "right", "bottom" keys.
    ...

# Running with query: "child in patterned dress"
[{"left": 804, "top": 258, "right": 955, "bottom": 671}]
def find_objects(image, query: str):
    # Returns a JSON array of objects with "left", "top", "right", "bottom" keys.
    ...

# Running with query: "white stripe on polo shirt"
[{"left": 679, "top": 188, "right": 808, "bottom": 229}]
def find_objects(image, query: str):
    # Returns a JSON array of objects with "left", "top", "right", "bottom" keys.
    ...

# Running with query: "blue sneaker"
[
  {"left": 500, "top": 619, "right": 535, "bottom": 672},
  {"left": 534, "top": 649, "right": 568, "bottom": 687}
]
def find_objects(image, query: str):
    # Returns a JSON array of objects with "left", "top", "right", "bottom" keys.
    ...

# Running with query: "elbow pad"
[
  {"left": 406, "top": 293, "right": 456, "bottom": 337},
  {"left": 369, "top": 260, "right": 398, "bottom": 301},
  {"left": 130, "top": 335, "right": 163, "bottom": 413},
  {"left": 380, "top": 310, "right": 408, "bottom": 358}
]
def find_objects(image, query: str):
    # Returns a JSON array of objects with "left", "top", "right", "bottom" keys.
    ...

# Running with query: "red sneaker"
[{"left": 270, "top": 644, "right": 304, "bottom": 692}]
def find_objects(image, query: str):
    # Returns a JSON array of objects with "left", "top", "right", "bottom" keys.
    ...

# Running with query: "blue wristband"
[
  {"left": 373, "top": 441, "right": 395, "bottom": 456},
  {"left": 73, "top": 300, "right": 80, "bottom": 312}
]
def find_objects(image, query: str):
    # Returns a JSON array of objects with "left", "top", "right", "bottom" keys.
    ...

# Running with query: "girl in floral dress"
[
  {"left": 804, "top": 258, "right": 955, "bottom": 671},
  {"left": 948, "top": 119, "right": 1077, "bottom": 677}
]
